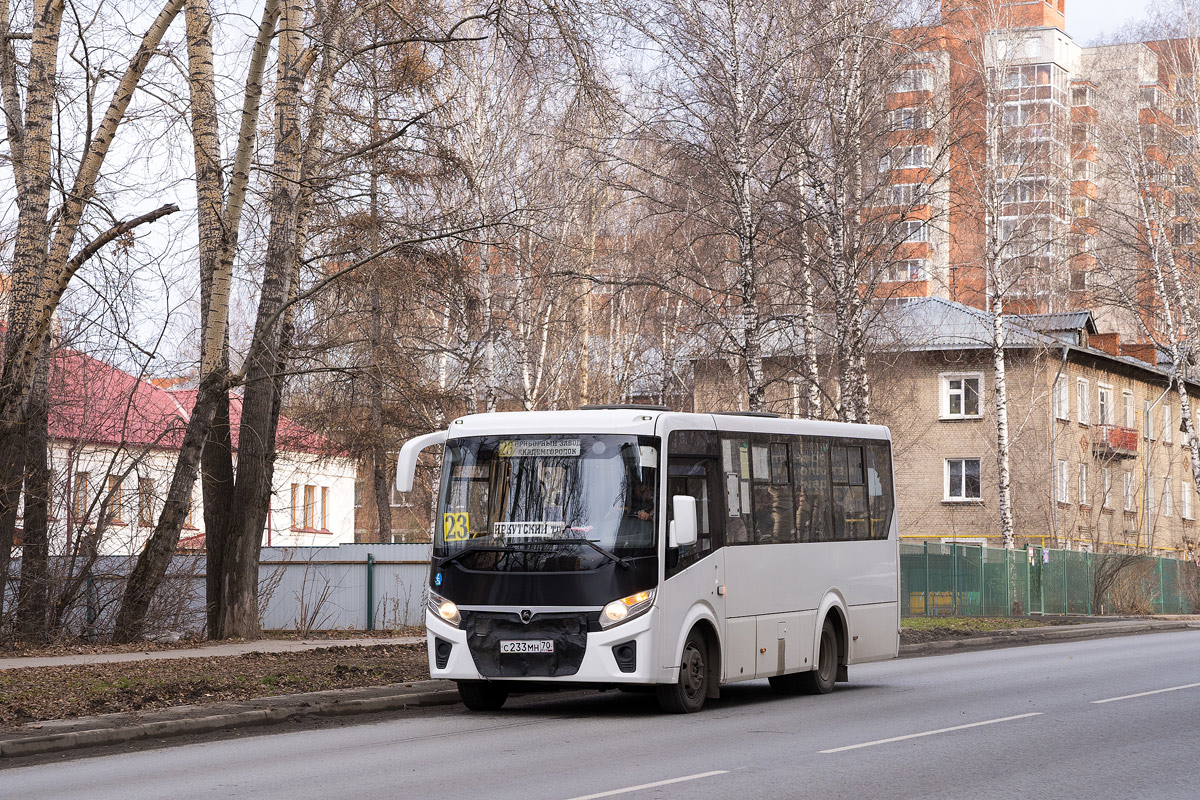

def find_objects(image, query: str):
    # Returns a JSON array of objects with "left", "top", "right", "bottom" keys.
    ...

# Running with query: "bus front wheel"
[
  {"left": 657, "top": 629, "right": 709, "bottom": 713},
  {"left": 458, "top": 681, "right": 510, "bottom": 711}
]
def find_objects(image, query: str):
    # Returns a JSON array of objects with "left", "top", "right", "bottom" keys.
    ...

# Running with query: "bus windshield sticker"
[
  {"left": 739, "top": 443, "right": 751, "bottom": 479},
  {"left": 498, "top": 439, "right": 581, "bottom": 458},
  {"left": 722, "top": 439, "right": 735, "bottom": 472},
  {"left": 726, "top": 473, "right": 740, "bottom": 516},
  {"left": 740, "top": 479, "right": 751, "bottom": 516},
  {"left": 639, "top": 445, "right": 658, "bottom": 468},
  {"left": 443, "top": 512, "right": 471, "bottom": 541},
  {"left": 493, "top": 521, "right": 567, "bottom": 539}
]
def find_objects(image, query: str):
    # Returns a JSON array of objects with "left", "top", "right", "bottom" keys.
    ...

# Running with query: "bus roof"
[{"left": 444, "top": 409, "right": 891, "bottom": 442}]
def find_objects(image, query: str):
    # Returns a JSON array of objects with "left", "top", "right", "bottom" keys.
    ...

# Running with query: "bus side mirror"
[
  {"left": 670, "top": 495, "right": 698, "bottom": 548},
  {"left": 395, "top": 431, "right": 448, "bottom": 493}
]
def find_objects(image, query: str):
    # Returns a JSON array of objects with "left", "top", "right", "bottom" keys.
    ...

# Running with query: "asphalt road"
[{"left": 4, "top": 630, "right": 1199, "bottom": 799}]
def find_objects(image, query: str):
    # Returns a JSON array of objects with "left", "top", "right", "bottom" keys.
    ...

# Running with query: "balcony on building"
[{"left": 1094, "top": 424, "right": 1139, "bottom": 459}]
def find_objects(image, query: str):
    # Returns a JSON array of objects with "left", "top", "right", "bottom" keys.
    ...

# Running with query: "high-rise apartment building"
[{"left": 884, "top": 0, "right": 1187, "bottom": 329}]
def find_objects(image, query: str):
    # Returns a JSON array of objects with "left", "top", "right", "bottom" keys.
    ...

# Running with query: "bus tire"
[
  {"left": 800, "top": 617, "right": 838, "bottom": 695},
  {"left": 457, "top": 681, "right": 510, "bottom": 711},
  {"left": 656, "top": 629, "right": 709, "bottom": 713}
]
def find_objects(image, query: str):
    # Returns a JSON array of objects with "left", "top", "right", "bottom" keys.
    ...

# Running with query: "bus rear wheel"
[
  {"left": 457, "top": 681, "right": 510, "bottom": 711},
  {"left": 657, "top": 629, "right": 709, "bottom": 713},
  {"left": 800, "top": 617, "right": 838, "bottom": 695}
]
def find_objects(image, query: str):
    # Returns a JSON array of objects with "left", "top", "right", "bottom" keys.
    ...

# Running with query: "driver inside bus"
[{"left": 627, "top": 481, "right": 655, "bottom": 521}]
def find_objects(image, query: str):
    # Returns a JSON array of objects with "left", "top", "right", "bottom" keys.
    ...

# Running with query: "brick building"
[
  {"left": 692, "top": 298, "right": 1200, "bottom": 558},
  {"left": 883, "top": 0, "right": 1189, "bottom": 325}
]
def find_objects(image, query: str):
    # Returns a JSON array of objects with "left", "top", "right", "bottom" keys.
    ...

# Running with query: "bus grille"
[{"left": 464, "top": 611, "right": 590, "bottom": 678}]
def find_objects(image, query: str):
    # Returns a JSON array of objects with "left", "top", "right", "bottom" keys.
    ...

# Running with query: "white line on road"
[
  {"left": 1092, "top": 682, "right": 1200, "bottom": 704},
  {"left": 563, "top": 770, "right": 730, "bottom": 800},
  {"left": 819, "top": 712, "right": 1043, "bottom": 754}
]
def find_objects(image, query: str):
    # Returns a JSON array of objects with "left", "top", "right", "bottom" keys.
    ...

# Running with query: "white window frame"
[
  {"left": 1056, "top": 459, "right": 1070, "bottom": 504},
  {"left": 1077, "top": 378, "right": 1090, "bottom": 425},
  {"left": 945, "top": 458, "right": 982, "bottom": 502},
  {"left": 1164, "top": 404, "right": 1174, "bottom": 444},
  {"left": 1145, "top": 401, "right": 1156, "bottom": 440},
  {"left": 1183, "top": 480, "right": 1194, "bottom": 520},
  {"left": 1123, "top": 390, "right": 1135, "bottom": 428},
  {"left": 1163, "top": 478, "right": 1174, "bottom": 518},
  {"left": 1079, "top": 463, "right": 1090, "bottom": 507},
  {"left": 1124, "top": 472, "right": 1136, "bottom": 512},
  {"left": 1054, "top": 378, "right": 1070, "bottom": 421},
  {"left": 941, "top": 373, "right": 983, "bottom": 420},
  {"left": 1097, "top": 385, "right": 1113, "bottom": 426},
  {"left": 1102, "top": 467, "right": 1112, "bottom": 510}
]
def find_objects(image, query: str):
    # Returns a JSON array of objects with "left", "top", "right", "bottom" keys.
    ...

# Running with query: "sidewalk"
[
  {"left": 2, "top": 619, "right": 1198, "bottom": 761},
  {"left": 0, "top": 636, "right": 425, "bottom": 671}
]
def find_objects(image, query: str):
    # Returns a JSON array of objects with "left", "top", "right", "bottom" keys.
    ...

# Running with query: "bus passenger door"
[{"left": 660, "top": 456, "right": 724, "bottom": 681}]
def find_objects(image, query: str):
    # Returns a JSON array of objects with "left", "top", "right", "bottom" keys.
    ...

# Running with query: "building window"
[
  {"left": 72, "top": 472, "right": 90, "bottom": 521},
  {"left": 1145, "top": 402, "right": 1156, "bottom": 440},
  {"left": 1071, "top": 160, "right": 1098, "bottom": 181},
  {"left": 1056, "top": 460, "right": 1070, "bottom": 504},
  {"left": 1077, "top": 378, "right": 1089, "bottom": 424},
  {"left": 321, "top": 486, "right": 329, "bottom": 530},
  {"left": 1163, "top": 479, "right": 1174, "bottom": 518},
  {"left": 1124, "top": 472, "right": 1136, "bottom": 512},
  {"left": 1183, "top": 481, "right": 1194, "bottom": 520},
  {"left": 290, "top": 483, "right": 299, "bottom": 527},
  {"left": 1176, "top": 106, "right": 1195, "bottom": 127},
  {"left": 1176, "top": 165, "right": 1195, "bottom": 187},
  {"left": 1071, "top": 197, "right": 1092, "bottom": 218},
  {"left": 888, "top": 183, "right": 919, "bottom": 206},
  {"left": 895, "top": 146, "right": 932, "bottom": 168},
  {"left": 1098, "top": 386, "right": 1113, "bottom": 426},
  {"left": 1174, "top": 223, "right": 1196, "bottom": 245},
  {"left": 893, "top": 69, "right": 932, "bottom": 93},
  {"left": 138, "top": 478, "right": 154, "bottom": 527},
  {"left": 1102, "top": 467, "right": 1112, "bottom": 510},
  {"left": 1054, "top": 378, "right": 1070, "bottom": 421},
  {"left": 1164, "top": 404, "right": 1174, "bottom": 444},
  {"left": 946, "top": 458, "right": 982, "bottom": 501},
  {"left": 942, "top": 374, "right": 982, "bottom": 419},
  {"left": 901, "top": 220, "right": 929, "bottom": 243},
  {"left": 1123, "top": 391, "right": 1136, "bottom": 428},
  {"left": 303, "top": 485, "right": 317, "bottom": 529},
  {"left": 1070, "top": 86, "right": 1093, "bottom": 107},
  {"left": 107, "top": 475, "right": 123, "bottom": 524},
  {"left": 1079, "top": 463, "right": 1090, "bottom": 507},
  {"left": 890, "top": 107, "right": 928, "bottom": 130}
]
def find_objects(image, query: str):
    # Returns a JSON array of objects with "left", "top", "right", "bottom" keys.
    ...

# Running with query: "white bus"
[{"left": 396, "top": 407, "right": 899, "bottom": 713}]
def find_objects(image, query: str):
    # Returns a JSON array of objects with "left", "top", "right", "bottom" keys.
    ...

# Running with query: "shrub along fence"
[{"left": 901, "top": 542, "right": 1200, "bottom": 617}]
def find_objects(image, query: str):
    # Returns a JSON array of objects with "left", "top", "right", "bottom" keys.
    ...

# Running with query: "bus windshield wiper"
[{"left": 541, "top": 537, "right": 631, "bottom": 570}]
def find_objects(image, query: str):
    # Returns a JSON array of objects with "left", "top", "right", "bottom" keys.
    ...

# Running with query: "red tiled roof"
[{"left": 48, "top": 349, "right": 337, "bottom": 455}]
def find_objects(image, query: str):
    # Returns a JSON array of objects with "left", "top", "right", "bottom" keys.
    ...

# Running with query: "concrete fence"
[{"left": 2, "top": 543, "right": 432, "bottom": 639}]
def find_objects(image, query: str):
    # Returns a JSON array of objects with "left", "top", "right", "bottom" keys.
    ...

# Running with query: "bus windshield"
[{"left": 436, "top": 434, "right": 659, "bottom": 571}]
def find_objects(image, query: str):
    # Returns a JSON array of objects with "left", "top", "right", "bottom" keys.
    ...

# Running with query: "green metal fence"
[{"left": 900, "top": 542, "right": 1200, "bottom": 617}]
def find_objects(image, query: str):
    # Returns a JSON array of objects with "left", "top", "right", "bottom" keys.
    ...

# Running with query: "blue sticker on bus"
[{"left": 434, "top": 573, "right": 443, "bottom": 586}]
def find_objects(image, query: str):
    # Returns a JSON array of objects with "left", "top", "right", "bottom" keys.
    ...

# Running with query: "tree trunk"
[
  {"left": 111, "top": 370, "right": 226, "bottom": 642},
  {"left": 14, "top": 340, "right": 51, "bottom": 641},
  {"left": 992, "top": 295, "right": 1014, "bottom": 548}
]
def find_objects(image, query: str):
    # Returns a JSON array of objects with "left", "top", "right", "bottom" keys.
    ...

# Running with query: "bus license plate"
[{"left": 500, "top": 640, "right": 554, "bottom": 654}]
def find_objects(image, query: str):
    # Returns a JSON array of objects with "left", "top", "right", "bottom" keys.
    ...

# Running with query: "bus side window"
[
  {"left": 721, "top": 437, "right": 752, "bottom": 545},
  {"left": 792, "top": 438, "right": 833, "bottom": 542},
  {"left": 832, "top": 443, "right": 869, "bottom": 540},
  {"left": 866, "top": 442, "right": 895, "bottom": 540},
  {"left": 753, "top": 438, "right": 795, "bottom": 544}
]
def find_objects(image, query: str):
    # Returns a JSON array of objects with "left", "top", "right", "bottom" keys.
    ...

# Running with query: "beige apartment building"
[{"left": 692, "top": 298, "right": 1200, "bottom": 558}]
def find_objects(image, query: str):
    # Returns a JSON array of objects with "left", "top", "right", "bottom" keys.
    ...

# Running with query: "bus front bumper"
[{"left": 426, "top": 608, "right": 659, "bottom": 685}]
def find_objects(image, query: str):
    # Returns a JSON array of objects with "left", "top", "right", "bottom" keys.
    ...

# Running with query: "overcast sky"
[{"left": 1065, "top": 0, "right": 1154, "bottom": 44}]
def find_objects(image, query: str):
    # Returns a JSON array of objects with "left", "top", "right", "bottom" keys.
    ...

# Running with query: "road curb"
[
  {"left": 898, "top": 619, "right": 1200, "bottom": 658},
  {"left": 0, "top": 683, "right": 461, "bottom": 760}
]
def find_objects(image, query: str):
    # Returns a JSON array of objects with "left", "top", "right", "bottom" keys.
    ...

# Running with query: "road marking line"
[
  {"left": 819, "top": 713, "right": 1043, "bottom": 754},
  {"left": 1092, "top": 682, "right": 1200, "bottom": 704},
  {"left": 564, "top": 770, "right": 729, "bottom": 800}
]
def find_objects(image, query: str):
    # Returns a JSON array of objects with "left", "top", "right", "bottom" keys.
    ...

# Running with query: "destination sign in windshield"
[{"left": 498, "top": 439, "right": 582, "bottom": 458}]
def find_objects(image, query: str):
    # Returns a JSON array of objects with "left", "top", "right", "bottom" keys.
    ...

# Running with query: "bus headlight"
[
  {"left": 600, "top": 589, "right": 656, "bottom": 629},
  {"left": 428, "top": 590, "right": 461, "bottom": 627}
]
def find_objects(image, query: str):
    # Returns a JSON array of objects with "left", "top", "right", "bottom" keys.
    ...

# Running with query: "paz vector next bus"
[{"left": 395, "top": 407, "right": 900, "bottom": 713}]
